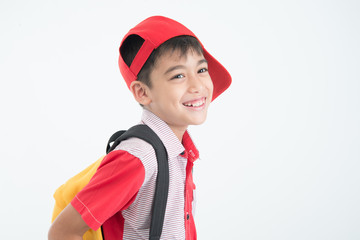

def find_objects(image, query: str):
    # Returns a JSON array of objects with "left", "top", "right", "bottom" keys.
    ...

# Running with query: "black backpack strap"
[
  {"left": 106, "top": 130, "right": 126, "bottom": 154},
  {"left": 107, "top": 124, "right": 169, "bottom": 240}
]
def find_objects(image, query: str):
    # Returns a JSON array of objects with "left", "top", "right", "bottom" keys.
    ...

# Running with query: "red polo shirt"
[{"left": 71, "top": 109, "right": 199, "bottom": 239}]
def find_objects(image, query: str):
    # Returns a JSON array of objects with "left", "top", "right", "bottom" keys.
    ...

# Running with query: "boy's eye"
[
  {"left": 172, "top": 74, "right": 184, "bottom": 79},
  {"left": 198, "top": 68, "right": 208, "bottom": 73}
]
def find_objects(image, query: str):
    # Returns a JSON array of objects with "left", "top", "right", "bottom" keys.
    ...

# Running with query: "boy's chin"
[{"left": 190, "top": 117, "right": 207, "bottom": 126}]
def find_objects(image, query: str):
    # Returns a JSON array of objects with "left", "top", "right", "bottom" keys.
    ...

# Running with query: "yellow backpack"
[
  {"left": 51, "top": 125, "right": 169, "bottom": 240},
  {"left": 51, "top": 157, "right": 104, "bottom": 239}
]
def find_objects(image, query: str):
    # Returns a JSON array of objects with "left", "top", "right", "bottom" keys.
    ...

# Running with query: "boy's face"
[{"left": 145, "top": 49, "right": 213, "bottom": 136}]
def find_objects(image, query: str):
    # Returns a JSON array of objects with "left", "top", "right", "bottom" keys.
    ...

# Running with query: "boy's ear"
[{"left": 130, "top": 81, "right": 152, "bottom": 106}]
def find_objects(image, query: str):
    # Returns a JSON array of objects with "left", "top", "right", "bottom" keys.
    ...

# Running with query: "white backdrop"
[{"left": 1, "top": 0, "right": 359, "bottom": 239}]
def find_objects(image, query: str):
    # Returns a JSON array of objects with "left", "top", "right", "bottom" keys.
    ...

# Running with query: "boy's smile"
[
  {"left": 144, "top": 49, "right": 213, "bottom": 140},
  {"left": 183, "top": 97, "right": 206, "bottom": 109}
]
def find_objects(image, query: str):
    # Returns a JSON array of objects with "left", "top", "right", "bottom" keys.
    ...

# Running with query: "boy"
[{"left": 48, "top": 16, "right": 231, "bottom": 240}]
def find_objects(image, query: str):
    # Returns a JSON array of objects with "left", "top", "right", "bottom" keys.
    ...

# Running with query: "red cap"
[{"left": 118, "top": 16, "right": 231, "bottom": 101}]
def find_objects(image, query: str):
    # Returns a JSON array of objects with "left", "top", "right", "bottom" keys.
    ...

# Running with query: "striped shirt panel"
[{"left": 115, "top": 109, "right": 195, "bottom": 239}]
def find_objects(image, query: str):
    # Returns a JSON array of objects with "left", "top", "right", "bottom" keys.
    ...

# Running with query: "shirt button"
[{"left": 186, "top": 213, "right": 190, "bottom": 220}]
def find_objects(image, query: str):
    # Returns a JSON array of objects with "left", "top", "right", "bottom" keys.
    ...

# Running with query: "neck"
[
  {"left": 169, "top": 126, "right": 187, "bottom": 142},
  {"left": 144, "top": 107, "right": 188, "bottom": 142}
]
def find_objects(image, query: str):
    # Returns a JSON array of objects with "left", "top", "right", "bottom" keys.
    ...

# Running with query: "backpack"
[{"left": 51, "top": 125, "right": 169, "bottom": 240}]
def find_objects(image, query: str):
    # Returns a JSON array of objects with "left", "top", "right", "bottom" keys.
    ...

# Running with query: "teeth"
[
  {"left": 193, "top": 101, "right": 202, "bottom": 107},
  {"left": 184, "top": 98, "right": 205, "bottom": 107}
]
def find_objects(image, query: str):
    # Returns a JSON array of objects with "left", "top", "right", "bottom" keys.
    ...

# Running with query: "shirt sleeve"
[{"left": 71, "top": 150, "right": 145, "bottom": 230}]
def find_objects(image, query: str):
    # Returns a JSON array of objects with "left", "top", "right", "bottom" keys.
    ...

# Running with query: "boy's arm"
[{"left": 48, "top": 204, "right": 89, "bottom": 240}]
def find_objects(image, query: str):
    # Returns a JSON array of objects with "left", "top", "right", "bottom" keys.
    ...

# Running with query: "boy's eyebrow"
[{"left": 164, "top": 59, "right": 208, "bottom": 75}]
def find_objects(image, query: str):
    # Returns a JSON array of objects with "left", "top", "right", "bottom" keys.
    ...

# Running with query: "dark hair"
[{"left": 120, "top": 35, "right": 203, "bottom": 88}]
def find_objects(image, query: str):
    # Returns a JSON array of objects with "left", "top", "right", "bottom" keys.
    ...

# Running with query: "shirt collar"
[{"left": 141, "top": 109, "right": 199, "bottom": 161}]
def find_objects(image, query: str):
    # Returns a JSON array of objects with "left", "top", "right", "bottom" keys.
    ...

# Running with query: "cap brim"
[{"left": 203, "top": 49, "right": 232, "bottom": 101}]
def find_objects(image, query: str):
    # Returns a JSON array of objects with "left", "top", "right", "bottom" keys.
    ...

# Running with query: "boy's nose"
[{"left": 187, "top": 74, "right": 204, "bottom": 93}]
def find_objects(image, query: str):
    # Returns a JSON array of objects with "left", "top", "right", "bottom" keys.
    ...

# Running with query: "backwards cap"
[{"left": 118, "top": 16, "right": 231, "bottom": 101}]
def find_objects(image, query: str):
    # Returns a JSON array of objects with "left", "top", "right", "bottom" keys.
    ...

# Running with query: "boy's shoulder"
[
  {"left": 115, "top": 134, "right": 157, "bottom": 166},
  {"left": 111, "top": 109, "right": 199, "bottom": 167}
]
